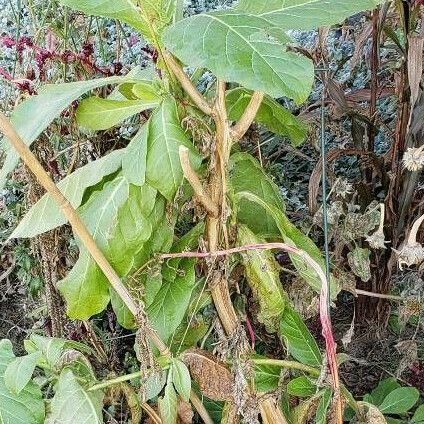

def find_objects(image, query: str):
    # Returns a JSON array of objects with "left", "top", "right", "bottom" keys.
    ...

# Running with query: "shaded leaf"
[
  {"left": 0, "top": 339, "right": 44, "bottom": 424},
  {"left": 0, "top": 76, "right": 126, "bottom": 190},
  {"left": 146, "top": 97, "right": 201, "bottom": 200},
  {"left": 46, "top": 369, "right": 103, "bottom": 424},
  {"left": 252, "top": 358, "right": 280, "bottom": 392},
  {"left": 230, "top": 152, "right": 285, "bottom": 237},
  {"left": 369, "top": 378, "right": 401, "bottom": 406},
  {"left": 182, "top": 349, "right": 233, "bottom": 401},
  {"left": 76, "top": 97, "right": 160, "bottom": 131},
  {"left": 159, "top": 380, "right": 178, "bottom": 424},
  {"left": 11, "top": 150, "right": 124, "bottom": 239},
  {"left": 280, "top": 307, "right": 322, "bottom": 367},
  {"left": 164, "top": 10, "right": 314, "bottom": 102},
  {"left": 238, "top": 225, "right": 286, "bottom": 332},
  {"left": 411, "top": 404, "right": 424, "bottom": 423},
  {"left": 315, "top": 388, "right": 332, "bottom": 424},
  {"left": 226, "top": 88, "right": 308, "bottom": 146}
]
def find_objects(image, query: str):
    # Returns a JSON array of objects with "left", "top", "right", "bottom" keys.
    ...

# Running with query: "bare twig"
[
  {"left": 231, "top": 91, "right": 264, "bottom": 142},
  {"left": 163, "top": 52, "right": 213, "bottom": 116},
  {"left": 179, "top": 146, "right": 218, "bottom": 217},
  {"left": 0, "top": 113, "right": 170, "bottom": 357}
]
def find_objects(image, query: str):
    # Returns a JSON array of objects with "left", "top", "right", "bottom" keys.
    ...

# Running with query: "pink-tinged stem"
[{"left": 245, "top": 316, "right": 256, "bottom": 350}]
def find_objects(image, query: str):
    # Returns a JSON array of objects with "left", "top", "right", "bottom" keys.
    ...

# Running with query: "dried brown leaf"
[
  {"left": 351, "top": 21, "right": 373, "bottom": 68},
  {"left": 177, "top": 400, "right": 194, "bottom": 424},
  {"left": 181, "top": 348, "right": 234, "bottom": 401},
  {"left": 408, "top": 35, "right": 424, "bottom": 107},
  {"left": 356, "top": 402, "right": 387, "bottom": 424}
]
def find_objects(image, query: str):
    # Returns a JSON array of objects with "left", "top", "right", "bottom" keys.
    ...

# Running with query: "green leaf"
[
  {"left": 369, "top": 378, "right": 401, "bottom": 406},
  {"left": 0, "top": 75, "right": 127, "bottom": 190},
  {"left": 58, "top": 176, "right": 130, "bottom": 319},
  {"left": 171, "top": 359, "right": 191, "bottom": 401},
  {"left": 163, "top": 10, "right": 314, "bottom": 103},
  {"left": 46, "top": 369, "right": 103, "bottom": 424},
  {"left": 237, "top": 0, "right": 384, "bottom": 31},
  {"left": 147, "top": 259, "right": 196, "bottom": 343},
  {"left": 411, "top": 404, "right": 424, "bottom": 423},
  {"left": 379, "top": 387, "right": 419, "bottom": 415},
  {"left": 347, "top": 247, "right": 371, "bottom": 283},
  {"left": 11, "top": 150, "right": 124, "bottom": 238},
  {"left": 4, "top": 352, "right": 41, "bottom": 394},
  {"left": 315, "top": 388, "right": 332, "bottom": 424},
  {"left": 26, "top": 334, "right": 66, "bottom": 367},
  {"left": 235, "top": 191, "right": 339, "bottom": 297},
  {"left": 287, "top": 376, "right": 316, "bottom": 397},
  {"left": 122, "top": 124, "right": 149, "bottom": 186},
  {"left": 226, "top": 88, "right": 308, "bottom": 146},
  {"left": 280, "top": 307, "right": 322, "bottom": 367},
  {"left": 0, "top": 339, "right": 45, "bottom": 424},
  {"left": 76, "top": 97, "right": 160, "bottom": 131},
  {"left": 59, "top": 0, "right": 150, "bottom": 37},
  {"left": 230, "top": 152, "right": 285, "bottom": 237},
  {"left": 146, "top": 97, "right": 201, "bottom": 200},
  {"left": 237, "top": 225, "right": 286, "bottom": 332},
  {"left": 159, "top": 380, "right": 178, "bottom": 424}
]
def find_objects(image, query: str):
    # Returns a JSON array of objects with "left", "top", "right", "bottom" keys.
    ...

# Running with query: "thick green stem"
[
  {"left": 88, "top": 371, "right": 143, "bottom": 392},
  {"left": 251, "top": 358, "right": 320, "bottom": 377}
]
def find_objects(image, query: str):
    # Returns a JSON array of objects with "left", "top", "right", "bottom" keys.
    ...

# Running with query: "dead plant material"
[
  {"left": 181, "top": 348, "right": 234, "bottom": 401},
  {"left": 177, "top": 400, "right": 194, "bottom": 424},
  {"left": 356, "top": 402, "right": 387, "bottom": 423},
  {"left": 407, "top": 35, "right": 424, "bottom": 108}
]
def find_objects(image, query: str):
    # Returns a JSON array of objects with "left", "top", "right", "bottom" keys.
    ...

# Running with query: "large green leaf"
[
  {"left": 230, "top": 152, "right": 285, "bottom": 237},
  {"left": 146, "top": 97, "right": 201, "bottom": 200},
  {"left": 280, "top": 307, "right": 322, "bottom": 367},
  {"left": 59, "top": 0, "right": 149, "bottom": 36},
  {"left": 238, "top": 225, "right": 286, "bottom": 332},
  {"left": 0, "top": 76, "right": 127, "bottom": 190},
  {"left": 226, "top": 88, "right": 308, "bottom": 146},
  {"left": 46, "top": 369, "right": 103, "bottom": 424},
  {"left": 76, "top": 97, "right": 160, "bottom": 131},
  {"left": 163, "top": 10, "right": 314, "bottom": 103},
  {"left": 234, "top": 191, "right": 339, "bottom": 297},
  {"left": 0, "top": 339, "right": 44, "bottom": 424},
  {"left": 379, "top": 387, "right": 419, "bottom": 415},
  {"left": 11, "top": 150, "right": 124, "bottom": 239},
  {"left": 171, "top": 358, "right": 191, "bottom": 402},
  {"left": 58, "top": 176, "right": 130, "bottom": 319},
  {"left": 237, "top": 0, "right": 384, "bottom": 31},
  {"left": 122, "top": 124, "right": 149, "bottom": 186},
  {"left": 369, "top": 378, "right": 401, "bottom": 406},
  {"left": 147, "top": 259, "right": 196, "bottom": 343}
]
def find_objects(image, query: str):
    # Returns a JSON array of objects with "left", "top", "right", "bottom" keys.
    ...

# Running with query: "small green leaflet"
[
  {"left": 58, "top": 0, "right": 150, "bottom": 37},
  {"left": 237, "top": 0, "right": 384, "bottom": 31},
  {"left": 226, "top": 88, "right": 308, "bottom": 146},
  {"left": 25, "top": 334, "right": 66, "bottom": 368},
  {"left": 163, "top": 10, "right": 314, "bottom": 103},
  {"left": 252, "top": 359, "right": 281, "bottom": 392},
  {"left": 146, "top": 97, "right": 201, "bottom": 200},
  {"left": 76, "top": 97, "right": 160, "bottom": 131},
  {"left": 411, "top": 404, "right": 424, "bottom": 423},
  {"left": 0, "top": 339, "right": 45, "bottom": 424},
  {"left": 238, "top": 225, "right": 286, "bottom": 332},
  {"left": 378, "top": 387, "right": 419, "bottom": 415},
  {"left": 171, "top": 358, "right": 191, "bottom": 401},
  {"left": 230, "top": 152, "right": 285, "bottom": 237},
  {"left": 46, "top": 369, "right": 103, "bottom": 424},
  {"left": 4, "top": 351, "right": 41, "bottom": 395},
  {"left": 280, "top": 306, "right": 322, "bottom": 367},
  {"left": 287, "top": 376, "right": 316, "bottom": 397},
  {"left": 0, "top": 75, "right": 127, "bottom": 190},
  {"left": 158, "top": 379, "right": 178, "bottom": 424},
  {"left": 11, "top": 149, "right": 124, "bottom": 239}
]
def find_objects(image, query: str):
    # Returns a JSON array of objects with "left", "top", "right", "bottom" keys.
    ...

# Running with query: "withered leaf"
[{"left": 181, "top": 349, "right": 234, "bottom": 401}]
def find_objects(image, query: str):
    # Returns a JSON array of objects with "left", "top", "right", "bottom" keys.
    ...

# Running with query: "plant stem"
[
  {"left": 0, "top": 113, "right": 170, "bottom": 358},
  {"left": 88, "top": 370, "right": 143, "bottom": 392},
  {"left": 250, "top": 358, "right": 320, "bottom": 376},
  {"left": 190, "top": 392, "right": 214, "bottom": 424},
  {"left": 231, "top": 91, "right": 264, "bottom": 141},
  {"left": 164, "top": 52, "right": 213, "bottom": 115}
]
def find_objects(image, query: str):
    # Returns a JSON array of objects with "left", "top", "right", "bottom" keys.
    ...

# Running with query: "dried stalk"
[
  {"left": 231, "top": 91, "right": 264, "bottom": 142},
  {"left": 179, "top": 146, "right": 218, "bottom": 217},
  {"left": 0, "top": 113, "right": 169, "bottom": 356},
  {"left": 190, "top": 392, "right": 214, "bottom": 424},
  {"left": 163, "top": 52, "right": 213, "bottom": 116}
]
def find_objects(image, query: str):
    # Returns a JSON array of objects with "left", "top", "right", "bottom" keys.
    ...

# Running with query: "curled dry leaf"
[
  {"left": 177, "top": 400, "right": 194, "bottom": 424},
  {"left": 181, "top": 348, "right": 234, "bottom": 401},
  {"left": 356, "top": 402, "right": 387, "bottom": 424}
]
